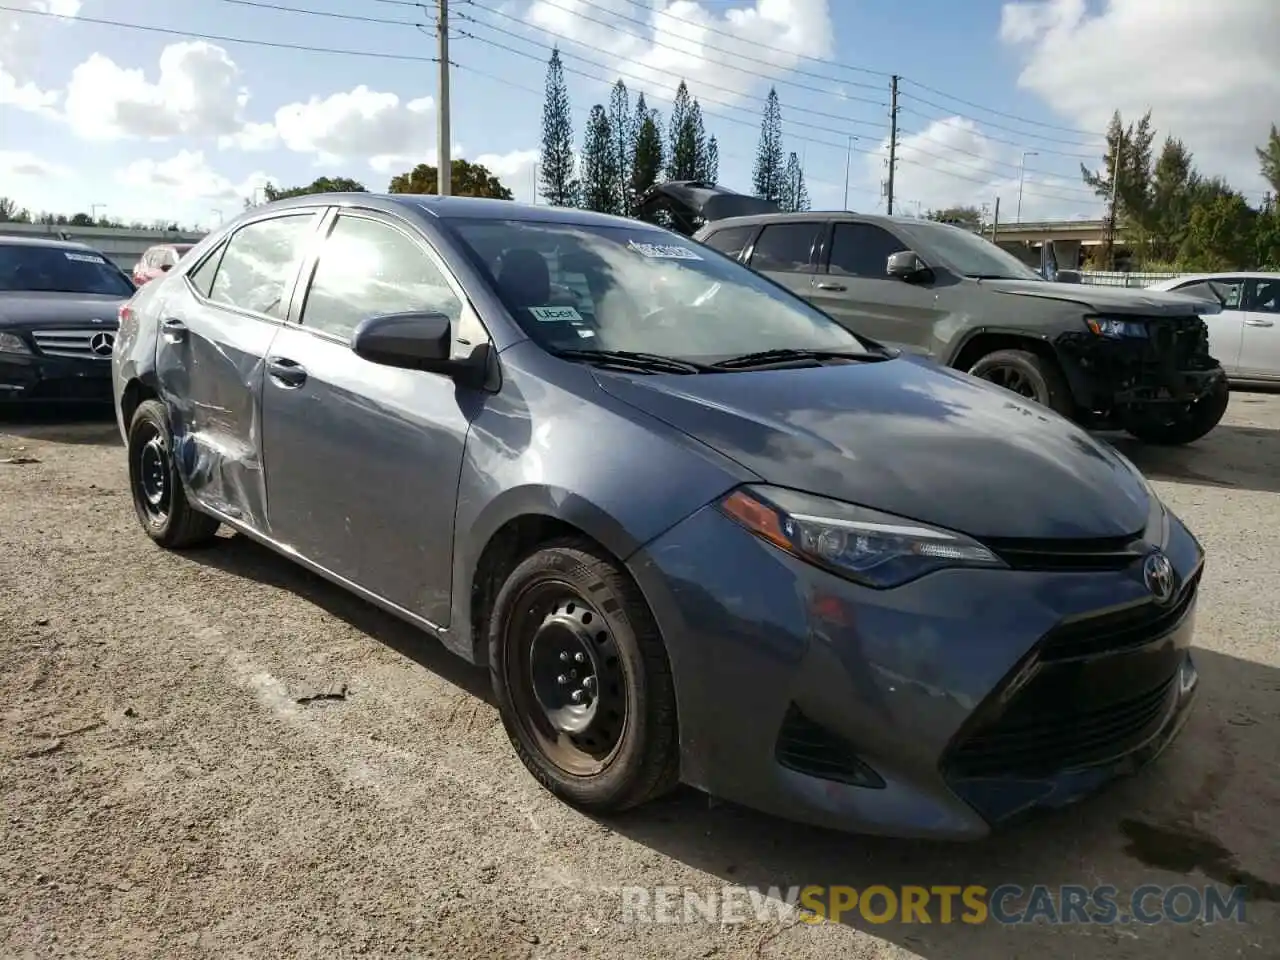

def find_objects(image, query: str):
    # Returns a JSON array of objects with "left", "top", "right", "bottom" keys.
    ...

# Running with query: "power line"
[
  {"left": 896, "top": 98, "right": 1103, "bottom": 151},
  {"left": 897, "top": 106, "right": 1102, "bottom": 161},
  {"left": 215, "top": 0, "right": 421, "bottom": 28},
  {"left": 898, "top": 76, "right": 1105, "bottom": 138}
]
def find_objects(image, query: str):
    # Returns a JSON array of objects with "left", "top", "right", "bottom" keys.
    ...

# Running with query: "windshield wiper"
[
  {"left": 552, "top": 348, "right": 714, "bottom": 374},
  {"left": 712, "top": 347, "right": 890, "bottom": 370}
]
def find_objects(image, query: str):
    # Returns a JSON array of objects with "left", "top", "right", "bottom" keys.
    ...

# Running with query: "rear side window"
[
  {"left": 748, "top": 222, "right": 821, "bottom": 273},
  {"left": 827, "top": 223, "right": 909, "bottom": 277},
  {"left": 300, "top": 215, "right": 463, "bottom": 340},
  {"left": 1176, "top": 279, "right": 1242, "bottom": 310},
  {"left": 187, "top": 243, "right": 225, "bottom": 298},
  {"left": 701, "top": 225, "right": 754, "bottom": 260},
  {"left": 1245, "top": 279, "right": 1280, "bottom": 314},
  {"left": 208, "top": 213, "right": 317, "bottom": 318}
]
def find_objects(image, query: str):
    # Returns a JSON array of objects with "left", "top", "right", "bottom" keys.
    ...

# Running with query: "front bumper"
[
  {"left": 0, "top": 350, "right": 114, "bottom": 404},
  {"left": 629, "top": 502, "right": 1203, "bottom": 840}
]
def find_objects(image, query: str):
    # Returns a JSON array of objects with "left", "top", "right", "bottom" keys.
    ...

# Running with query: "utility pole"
[
  {"left": 1103, "top": 130, "right": 1122, "bottom": 270},
  {"left": 991, "top": 197, "right": 1000, "bottom": 242},
  {"left": 842, "top": 135, "right": 852, "bottom": 210},
  {"left": 886, "top": 75, "right": 899, "bottom": 215},
  {"left": 437, "top": 0, "right": 451, "bottom": 196}
]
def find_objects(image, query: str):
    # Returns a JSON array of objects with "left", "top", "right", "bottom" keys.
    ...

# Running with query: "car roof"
[
  {"left": 0, "top": 233, "right": 99, "bottom": 251},
  {"left": 698, "top": 210, "right": 952, "bottom": 231},
  {"left": 256, "top": 192, "right": 654, "bottom": 230},
  {"left": 1148, "top": 272, "right": 1280, "bottom": 288}
]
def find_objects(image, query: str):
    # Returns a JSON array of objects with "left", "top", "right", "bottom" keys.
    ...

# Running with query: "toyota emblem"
[
  {"left": 1142, "top": 551, "right": 1176, "bottom": 604},
  {"left": 89, "top": 332, "right": 116, "bottom": 357}
]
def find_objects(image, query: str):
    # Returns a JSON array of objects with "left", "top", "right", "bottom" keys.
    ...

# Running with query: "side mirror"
[
  {"left": 352, "top": 312, "right": 457, "bottom": 373},
  {"left": 887, "top": 250, "right": 930, "bottom": 282},
  {"left": 1055, "top": 269, "right": 1081, "bottom": 284}
]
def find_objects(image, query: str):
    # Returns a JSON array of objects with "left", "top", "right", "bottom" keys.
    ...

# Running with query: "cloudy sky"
[{"left": 1, "top": 0, "right": 1277, "bottom": 229}]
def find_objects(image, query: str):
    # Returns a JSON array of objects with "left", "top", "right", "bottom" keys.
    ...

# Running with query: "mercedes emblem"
[{"left": 89, "top": 332, "right": 116, "bottom": 357}]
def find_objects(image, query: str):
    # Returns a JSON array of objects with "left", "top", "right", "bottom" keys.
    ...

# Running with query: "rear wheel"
[
  {"left": 489, "top": 539, "right": 679, "bottom": 812},
  {"left": 1121, "top": 377, "right": 1230, "bottom": 446},
  {"left": 967, "top": 348, "right": 1073, "bottom": 416},
  {"left": 127, "top": 399, "right": 220, "bottom": 548}
]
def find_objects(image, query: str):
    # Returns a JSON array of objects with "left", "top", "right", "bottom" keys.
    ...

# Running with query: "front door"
[
  {"left": 1239, "top": 277, "right": 1280, "bottom": 380},
  {"left": 259, "top": 210, "right": 483, "bottom": 628},
  {"left": 744, "top": 220, "right": 823, "bottom": 300},
  {"left": 808, "top": 221, "right": 946, "bottom": 351},
  {"left": 155, "top": 209, "right": 323, "bottom": 528}
]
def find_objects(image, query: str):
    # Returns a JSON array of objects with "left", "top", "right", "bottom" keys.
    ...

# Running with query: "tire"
[
  {"left": 967, "top": 348, "right": 1074, "bottom": 417},
  {"left": 488, "top": 538, "right": 679, "bottom": 813},
  {"left": 127, "top": 399, "right": 221, "bottom": 548},
  {"left": 1122, "top": 376, "right": 1230, "bottom": 446}
]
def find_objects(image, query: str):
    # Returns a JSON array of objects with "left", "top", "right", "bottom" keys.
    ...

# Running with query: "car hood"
[
  {"left": 981, "top": 279, "right": 1221, "bottom": 317},
  {"left": 0, "top": 291, "right": 127, "bottom": 330},
  {"left": 595, "top": 355, "right": 1151, "bottom": 541}
]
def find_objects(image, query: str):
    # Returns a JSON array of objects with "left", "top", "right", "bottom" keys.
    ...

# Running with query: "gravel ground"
[{"left": 1, "top": 394, "right": 1278, "bottom": 960}]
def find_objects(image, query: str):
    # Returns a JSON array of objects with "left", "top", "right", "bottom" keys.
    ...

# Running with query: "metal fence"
[{"left": 1078, "top": 271, "right": 1180, "bottom": 288}]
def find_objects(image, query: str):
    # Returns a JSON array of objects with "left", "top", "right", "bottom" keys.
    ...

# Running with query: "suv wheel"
[
  {"left": 968, "top": 348, "right": 1072, "bottom": 416},
  {"left": 1121, "top": 377, "right": 1230, "bottom": 445},
  {"left": 127, "top": 400, "right": 221, "bottom": 548},
  {"left": 489, "top": 539, "right": 679, "bottom": 813}
]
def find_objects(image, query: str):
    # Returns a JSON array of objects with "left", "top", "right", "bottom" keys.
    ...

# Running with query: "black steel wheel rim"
[
  {"left": 133, "top": 423, "right": 171, "bottom": 523},
  {"left": 983, "top": 364, "right": 1040, "bottom": 400},
  {"left": 505, "top": 580, "right": 628, "bottom": 777}
]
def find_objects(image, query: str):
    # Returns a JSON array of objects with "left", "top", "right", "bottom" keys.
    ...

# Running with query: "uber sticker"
[
  {"left": 627, "top": 241, "right": 703, "bottom": 261},
  {"left": 528, "top": 305, "right": 584, "bottom": 323},
  {"left": 64, "top": 252, "right": 106, "bottom": 264}
]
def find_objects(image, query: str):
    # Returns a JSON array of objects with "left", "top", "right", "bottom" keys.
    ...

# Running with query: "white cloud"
[
  {"left": 474, "top": 148, "right": 540, "bottom": 200},
  {"left": 218, "top": 121, "right": 278, "bottom": 153},
  {"left": 1000, "top": 0, "right": 1280, "bottom": 196},
  {"left": 63, "top": 42, "right": 249, "bottom": 141},
  {"left": 525, "top": 0, "right": 834, "bottom": 106},
  {"left": 268, "top": 86, "right": 436, "bottom": 171},
  {"left": 0, "top": 149, "right": 71, "bottom": 180},
  {"left": 116, "top": 149, "right": 272, "bottom": 213},
  {"left": 0, "top": 0, "right": 80, "bottom": 114}
]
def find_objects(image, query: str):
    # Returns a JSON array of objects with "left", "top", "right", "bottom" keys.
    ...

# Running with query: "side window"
[
  {"left": 300, "top": 215, "right": 464, "bottom": 341},
  {"left": 748, "top": 222, "right": 821, "bottom": 273},
  {"left": 702, "top": 225, "right": 754, "bottom": 260},
  {"left": 208, "top": 213, "right": 317, "bottom": 318},
  {"left": 827, "top": 223, "right": 909, "bottom": 277},
  {"left": 187, "top": 242, "right": 226, "bottom": 299},
  {"left": 1176, "top": 279, "right": 1243, "bottom": 310},
  {"left": 1245, "top": 279, "right": 1280, "bottom": 314}
]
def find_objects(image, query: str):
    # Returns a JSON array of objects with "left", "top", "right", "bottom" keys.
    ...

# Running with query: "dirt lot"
[{"left": 2, "top": 394, "right": 1278, "bottom": 960}]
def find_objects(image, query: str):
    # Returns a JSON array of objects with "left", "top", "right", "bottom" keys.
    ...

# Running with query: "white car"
[{"left": 1146, "top": 272, "right": 1280, "bottom": 385}]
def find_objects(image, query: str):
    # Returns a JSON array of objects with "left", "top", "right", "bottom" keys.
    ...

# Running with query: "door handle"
[
  {"left": 267, "top": 357, "right": 307, "bottom": 388},
  {"left": 161, "top": 317, "right": 187, "bottom": 342},
  {"left": 1244, "top": 318, "right": 1275, "bottom": 327},
  {"left": 815, "top": 282, "right": 847, "bottom": 291}
]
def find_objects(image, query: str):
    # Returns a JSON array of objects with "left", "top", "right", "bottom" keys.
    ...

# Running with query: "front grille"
[
  {"left": 985, "top": 532, "right": 1146, "bottom": 572},
  {"left": 944, "top": 671, "right": 1177, "bottom": 778},
  {"left": 31, "top": 329, "right": 114, "bottom": 360},
  {"left": 775, "top": 705, "right": 884, "bottom": 788},
  {"left": 1039, "top": 568, "right": 1200, "bottom": 661}
]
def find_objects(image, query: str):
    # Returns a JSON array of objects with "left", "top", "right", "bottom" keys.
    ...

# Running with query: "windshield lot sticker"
[
  {"left": 628, "top": 241, "right": 703, "bottom": 260},
  {"left": 529, "top": 306, "right": 584, "bottom": 323},
  {"left": 64, "top": 252, "right": 107, "bottom": 264}
]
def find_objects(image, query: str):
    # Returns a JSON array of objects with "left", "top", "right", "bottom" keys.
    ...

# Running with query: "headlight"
[
  {"left": 1085, "top": 315, "right": 1147, "bottom": 339},
  {"left": 0, "top": 332, "right": 31, "bottom": 354},
  {"left": 718, "top": 485, "right": 1006, "bottom": 589}
]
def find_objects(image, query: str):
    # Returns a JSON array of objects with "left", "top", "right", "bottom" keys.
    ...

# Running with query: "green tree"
[
  {"left": 630, "top": 98, "right": 664, "bottom": 223},
  {"left": 263, "top": 176, "right": 367, "bottom": 201},
  {"left": 539, "top": 47, "right": 578, "bottom": 206},
  {"left": 752, "top": 87, "right": 785, "bottom": 202},
  {"left": 666, "top": 81, "right": 702, "bottom": 181},
  {"left": 608, "top": 79, "right": 633, "bottom": 214},
  {"left": 580, "top": 104, "right": 619, "bottom": 213},
  {"left": 704, "top": 135, "right": 719, "bottom": 183},
  {"left": 0, "top": 197, "right": 32, "bottom": 222},
  {"left": 387, "top": 160, "right": 513, "bottom": 198},
  {"left": 780, "top": 152, "right": 809, "bottom": 212},
  {"left": 1082, "top": 109, "right": 1156, "bottom": 234},
  {"left": 1177, "top": 183, "right": 1256, "bottom": 270},
  {"left": 926, "top": 205, "right": 984, "bottom": 230},
  {"left": 1257, "top": 123, "right": 1280, "bottom": 196},
  {"left": 1144, "top": 137, "right": 1200, "bottom": 263},
  {"left": 688, "top": 100, "right": 708, "bottom": 179},
  {"left": 69, "top": 212, "right": 94, "bottom": 226}
]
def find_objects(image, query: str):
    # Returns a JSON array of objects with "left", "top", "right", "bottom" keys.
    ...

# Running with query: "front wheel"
[
  {"left": 127, "top": 399, "right": 221, "bottom": 548},
  {"left": 1121, "top": 377, "right": 1230, "bottom": 446},
  {"left": 488, "top": 539, "right": 679, "bottom": 813},
  {"left": 967, "top": 348, "right": 1073, "bottom": 417}
]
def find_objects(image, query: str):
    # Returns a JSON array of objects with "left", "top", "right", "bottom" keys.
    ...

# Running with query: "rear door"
[
  {"left": 157, "top": 208, "right": 324, "bottom": 529},
  {"left": 743, "top": 220, "right": 824, "bottom": 299},
  {"left": 1238, "top": 276, "right": 1280, "bottom": 380},
  {"left": 808, "top": 220, "right": 947, "bottom": 349},
  {"left": 1169, "top": 277, "right": 1246, "bottom": 375}
]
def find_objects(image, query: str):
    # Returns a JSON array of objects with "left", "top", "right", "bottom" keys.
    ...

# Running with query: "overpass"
[{"left": 0, "top": 222, "right": 206, "bottom": 271}]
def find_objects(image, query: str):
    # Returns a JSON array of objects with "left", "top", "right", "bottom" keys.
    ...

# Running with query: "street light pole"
[
  {"left": 842, "top": 135, "right": 852, "bottom": 210},
  {"left": 1016, "top": 151, "right": 1038, "bottom": 223}
]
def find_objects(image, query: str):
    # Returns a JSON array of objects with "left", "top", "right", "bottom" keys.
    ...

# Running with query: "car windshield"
[
  {"left": 895, "top": 220, "right": 1044, "bottom": 282},
  {"left": 0, "top": 243, "right": 134, "bottom": 296},
  {"left": 447, "top": 218, "right": 869, "bottom": 361}
]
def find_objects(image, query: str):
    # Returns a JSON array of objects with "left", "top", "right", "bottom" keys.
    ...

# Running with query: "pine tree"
[
  {"left": 539, "top": 47, "right": 578, "bottom": 206},
  {"left": 752, "top": 87, "right": 784, "bottom": 202},
  {"left": 781, "top": 152, "right": 809, "bottom": 212},
  {"left": 667, "top": 81, "right": 700, "bottom": 181},
  {"left": 1257, "top": 123, "right": 1280, "bottom": 196},
  {"left": 608, "top": 79, "right": 633, "bottom": 214},
  {"left": 631, "top": 100, "right": 664, "bottom": 223},
  {"left": 688, "top": 100, "right": 708, "bottom": 180},
  {"left": 581, "top": 104, "right": 619, "bottom": 213},
  {"left": 704, "top": 135, "right": 720, "bottom": 184}
]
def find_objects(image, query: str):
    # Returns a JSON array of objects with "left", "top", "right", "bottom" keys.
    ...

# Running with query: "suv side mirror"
[
  {"left": 887, "top": 250, "right": 930, "bottom": 282},
  {"left": 352, "top": 312, "right": 460, "bottom": 374}
]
